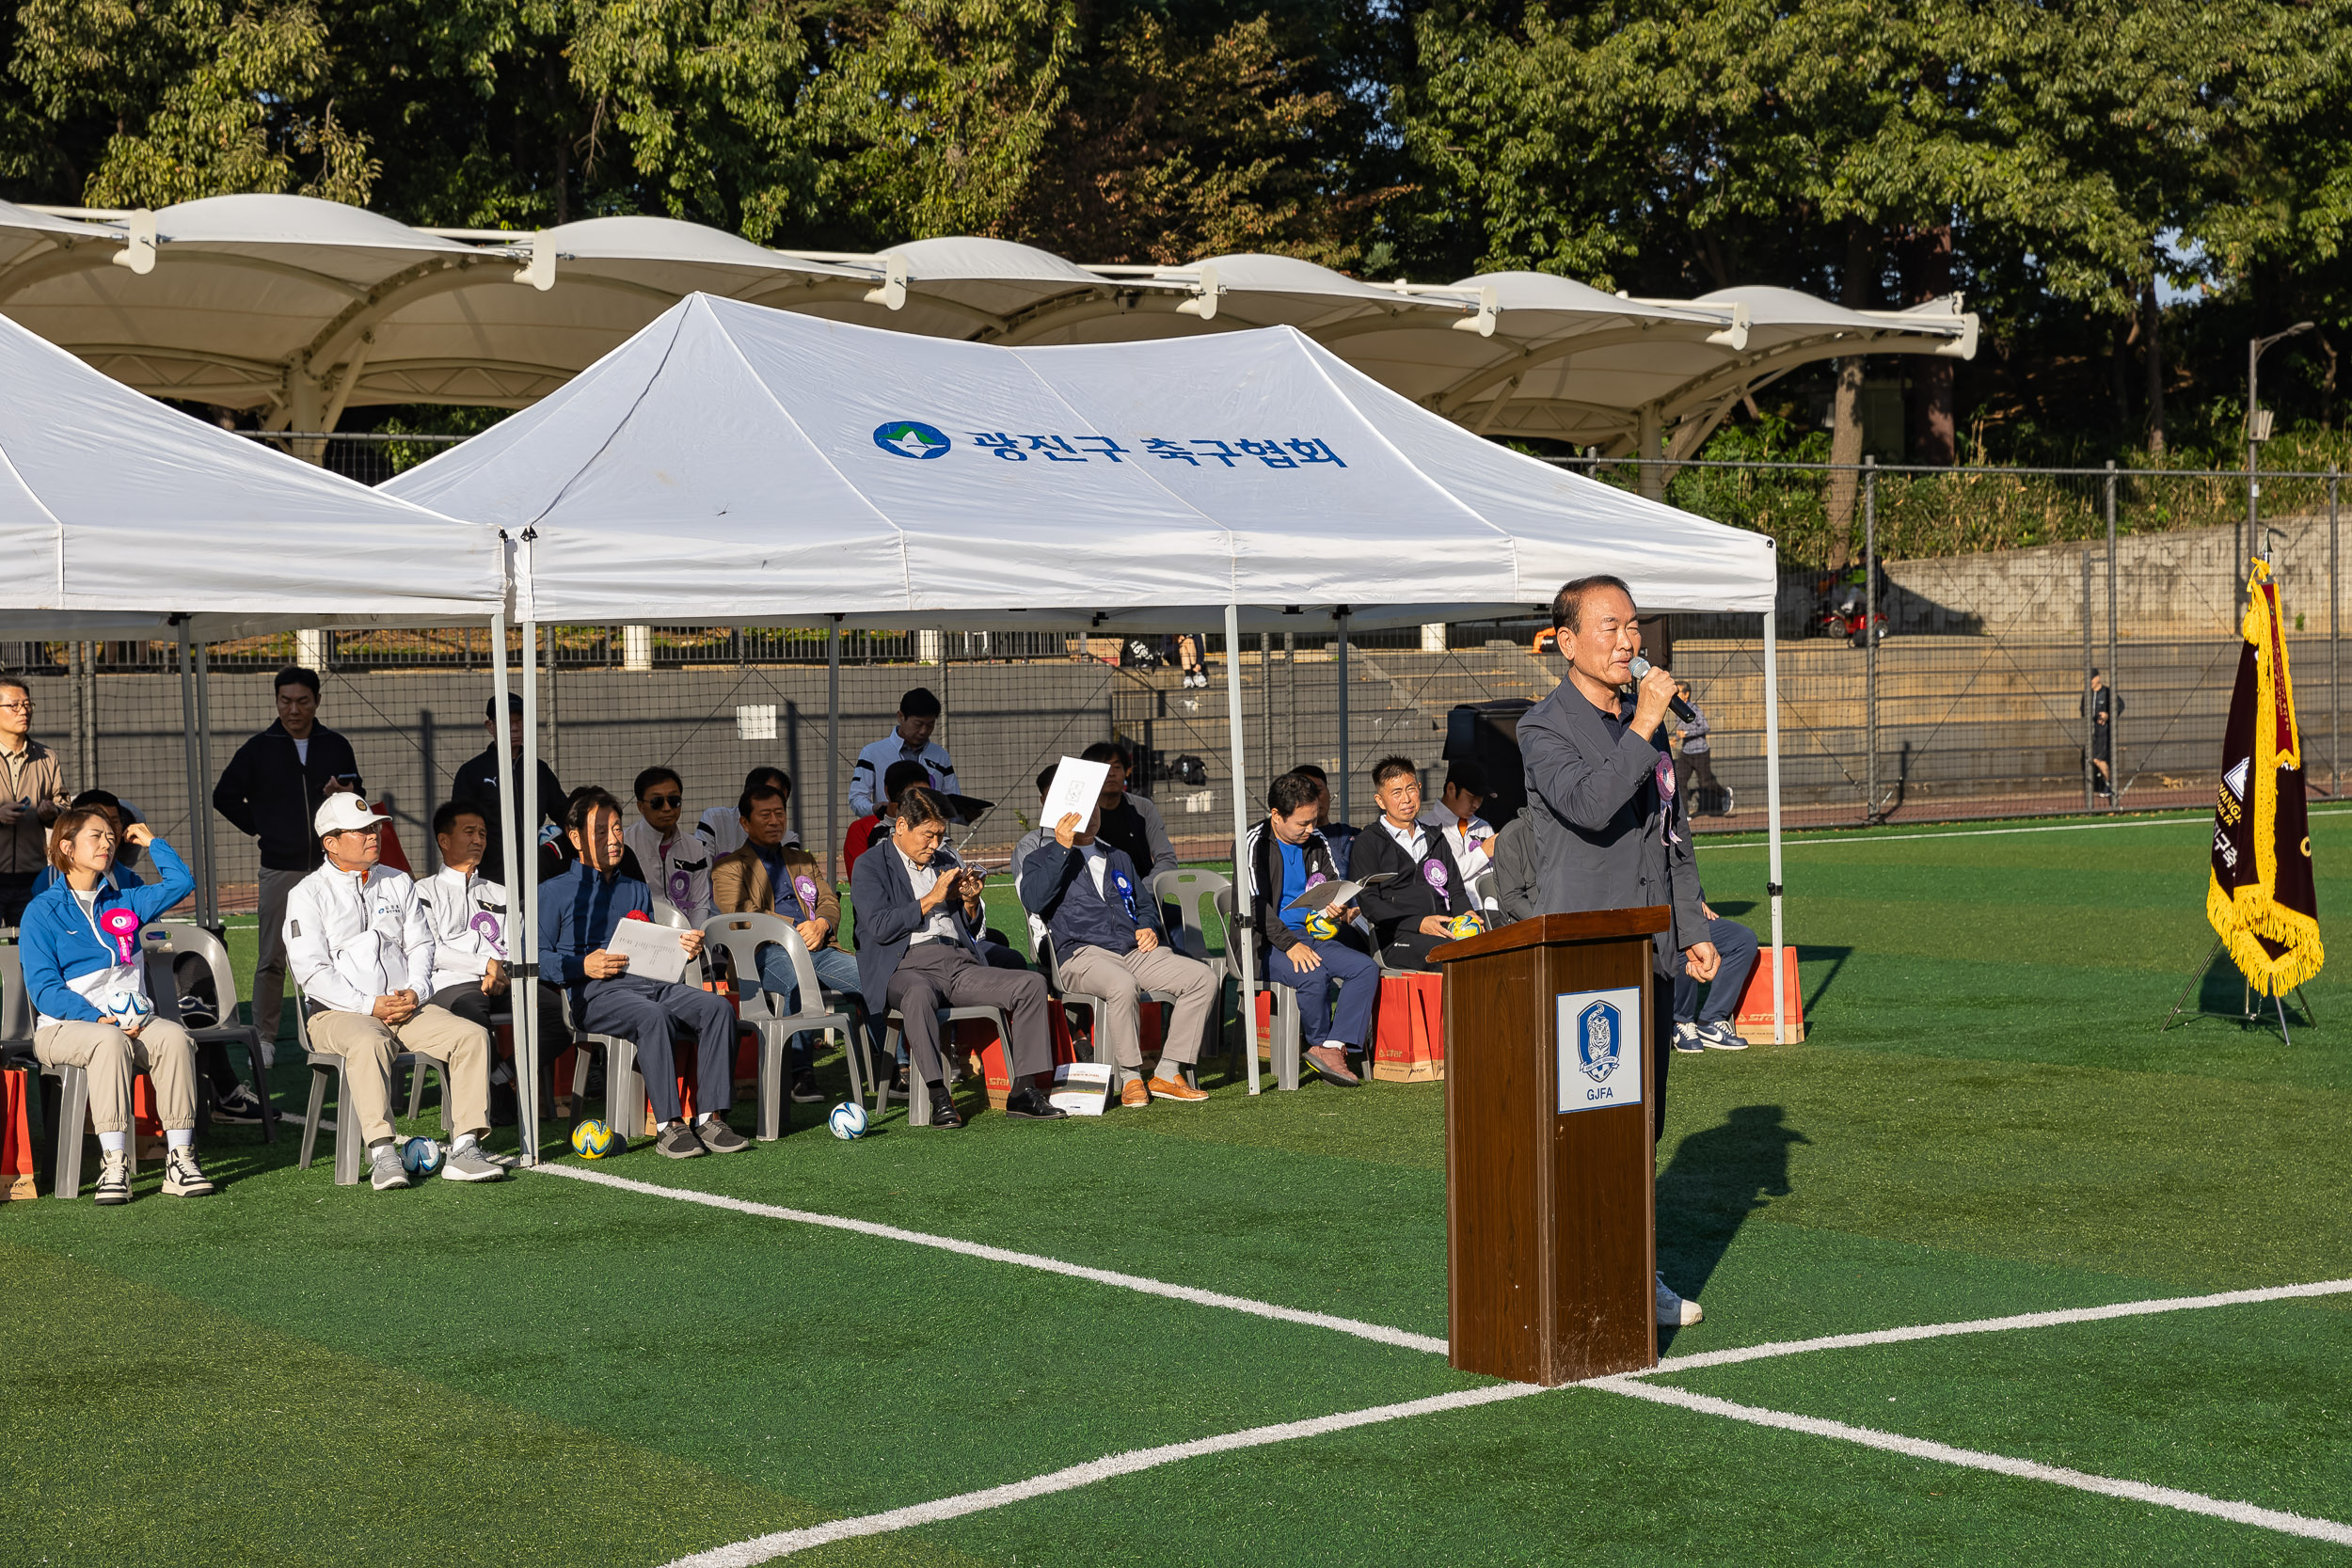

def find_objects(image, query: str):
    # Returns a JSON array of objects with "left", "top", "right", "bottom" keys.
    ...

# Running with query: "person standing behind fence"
[
  {"left": 849, "top": 687, "right": 957, "bottom": 817},
  {"left": 1672, "top": 682, "right": 1719, "bottom": 806},
  {"left": 213, "top": 665, "right": 359, "bottom": 1046},
  {"left": 2088, "top": 671, "right": 2122, "bottom": 799},
  {"left": 452, "top": 692, "right": 569, "bottom": 887},
  {"left": 0, "top": 674, "right": 70, "bottom": 928}
]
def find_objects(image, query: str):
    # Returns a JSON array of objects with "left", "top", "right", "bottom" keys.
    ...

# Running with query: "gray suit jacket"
[{"left": 1516, "top": 679, "right": 1707, "bottom": 972}]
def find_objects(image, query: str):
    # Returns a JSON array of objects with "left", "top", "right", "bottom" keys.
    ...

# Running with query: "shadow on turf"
[{"left": 1655, "top": 1103, "right": 1808, "bottom": 1350}]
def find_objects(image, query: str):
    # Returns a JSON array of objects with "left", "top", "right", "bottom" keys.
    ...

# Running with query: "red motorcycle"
[{"left": 1816, "top": 574, "right": 1889, "bottom": 647}]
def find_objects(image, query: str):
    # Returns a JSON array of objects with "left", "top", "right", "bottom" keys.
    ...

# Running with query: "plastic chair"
[
  {"left": 1214, "top": 886, "right": 1297, "bottom": 1090},
  {"left": 1038, "top": 928, "right": 1187, "bottom": 1087},
  {"left": 877, "top": 984, "right": 1011, "bottom": 1129},
  {"left": 294, "top": 980, "right": 424, "bottom": 1187},
  {"left": 702, "top": 912, "right": 861, "bottom": 1138},
  {"left": 1470, "top": 868, "right": 1499, "bottom": 909},
  {"left": 153, "top": 921, "right": 275, "bottom": 1142},
  {"left": 1151, "top": 868, "right": 1232, "bottom": 977},
  {"left": 403, "top": 1003, "right": 505, "bottom": 1128},
  {"left": 559, "top": 987, "right": 644, "bottom": 1145}
]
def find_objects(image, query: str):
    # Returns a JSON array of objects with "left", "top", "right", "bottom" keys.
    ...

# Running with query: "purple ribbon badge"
[
  {"left": 469, "top": 910, "right": 506, "bottom": 957},
  {"left": 1422, "top": 859, "right": 1450, "bottom": 896},
  {"left": 793, "top": 875, "right": 820, "bottom": 918},
  {"left": 668, "top": 868, "right": 692, "bottom": 907},
  {"left": 1305, "top": 871, "right": 1328, "bottom": 889},
  {"left": 100, "top": 907, "right": 140, "bottom": 964}
]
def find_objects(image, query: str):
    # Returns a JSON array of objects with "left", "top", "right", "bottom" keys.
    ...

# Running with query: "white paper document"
[
  {"left": 1050, "top": 1060, "right": 1114, "bottom": 1116},
  {"left": 1279, "top": 871, "right": 1400, "bottom": 913},
  {"left": 607, "top": 916, "right": 691, "bottom": 985},
  {"left": 1037, "top": 755, "right": 1112, "bottom": 836}
]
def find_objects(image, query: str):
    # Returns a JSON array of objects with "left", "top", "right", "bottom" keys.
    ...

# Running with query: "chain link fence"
[{"left": 11, "top": 437, "right": 2340, "bottom": 912}]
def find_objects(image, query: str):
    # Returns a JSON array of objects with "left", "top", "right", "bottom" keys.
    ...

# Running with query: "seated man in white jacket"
[
  {"left": 625, "top": 766, "right": 716, "bottom": 921},
  {"left": 286, "top": 795, "right": 508, "bottom": 1191}
]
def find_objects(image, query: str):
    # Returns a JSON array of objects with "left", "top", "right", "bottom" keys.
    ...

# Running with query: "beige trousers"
[
  {"left": 308, "top": 1004, "right": 491, "bottom": 1146},
  {"left": 35, "top": 1017, "right": 199, "bottom": 1133},
  {"left": 1057, "top": 942, "right": 1216, "bottom": 1073}
]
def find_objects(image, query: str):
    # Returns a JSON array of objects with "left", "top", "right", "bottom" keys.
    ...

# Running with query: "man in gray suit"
[{"left": 1518, "top": 573, "right": 1721, "bottom": 1329}]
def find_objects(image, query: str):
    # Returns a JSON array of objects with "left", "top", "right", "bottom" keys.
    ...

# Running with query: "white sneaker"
[
  {"left": 1656, "top": 1273, "right": 1703, "bottom": 1326},
  {"left": 441, "top": 1146, "right": 508, "bottom": 1183}
]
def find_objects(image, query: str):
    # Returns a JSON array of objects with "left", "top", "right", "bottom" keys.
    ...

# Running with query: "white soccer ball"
[
  {"left": 828, "top": 1101, "right": 868, "bottom": 1140},
  {"left": 101, "top": 988, "right": 154, "bottom": 1030}
]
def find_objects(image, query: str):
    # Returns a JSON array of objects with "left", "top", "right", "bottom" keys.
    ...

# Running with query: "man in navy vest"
[{"left": 1020, "top": 804, "right": 1216, "bottom": 1108}]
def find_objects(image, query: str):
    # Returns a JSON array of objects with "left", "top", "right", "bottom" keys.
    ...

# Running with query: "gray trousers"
[
  {"left": 252, "top": 866, "right": 308, "bottom": 1042},
  {"left": 885, "top": 941, "right": 1054, "bottom": 1087}
]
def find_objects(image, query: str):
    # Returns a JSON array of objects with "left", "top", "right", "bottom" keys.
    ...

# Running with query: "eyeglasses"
[
  {"left": 0, "top": 700, "right": 30, "bottom": 712},
  {"left": 644, "top": 795, "right": 682, "bottom": 809}
]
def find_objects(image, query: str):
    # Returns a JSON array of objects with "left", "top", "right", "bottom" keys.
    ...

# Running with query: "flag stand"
[{"left": 2157, "top": 935, "right": 2315, "bottom": 1043}]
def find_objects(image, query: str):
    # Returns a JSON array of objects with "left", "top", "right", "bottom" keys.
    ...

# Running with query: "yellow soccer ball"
[
  {"left": 1447, "top": 911, "right": 1488, "bottom": 942},
  {"left": 570, "top": 1119, "right": 624, "bottom": 1160},
  {"left": 1303, "top": 909, "right": 1341, "bottom": 941}
]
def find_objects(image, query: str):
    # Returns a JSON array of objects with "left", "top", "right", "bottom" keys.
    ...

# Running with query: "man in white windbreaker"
[{"left": 287, "top": 794, "right": 509, "bottom": 1191}]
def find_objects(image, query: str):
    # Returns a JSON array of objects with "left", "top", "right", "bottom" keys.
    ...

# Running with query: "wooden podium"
[{"left": 1430, "top": 907, "right": 1669, "bottom": 1386}]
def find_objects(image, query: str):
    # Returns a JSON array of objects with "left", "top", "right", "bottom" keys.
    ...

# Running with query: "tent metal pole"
[
  {"left": 1764, "top": 597, "right": 1787, "bottom": 1045},
  {"left": 196, "top": 640, "right": 216, "bottom": 927},
  {"left": 175, "top": 624, "right": 205, "bottom": 922},
  {"left": 1335, "top": 610, "right": 1352, "bottom": 826},
  {"left": 1223, "top": 603, "right": 1260, "bottom": 1095},
  {"left": 488, "top": 605, "right": 527, "bottom": 1163},
  {"left": 827, "top": 616, "right": 842, "bottom": 882},
  {"left": 518, "top": 538, "right": 547, "bottom": 1166}
]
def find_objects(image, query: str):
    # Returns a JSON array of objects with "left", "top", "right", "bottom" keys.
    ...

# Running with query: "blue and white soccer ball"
[
  {"left": 101, "top": 988, "right": 155, "bottom": 1031},
  {"left": 828, "top": 1101, "right": 869, "bottom": 1140},
  {"left": 400, "top": 1136, "right": 444, "bottom": 1176}
]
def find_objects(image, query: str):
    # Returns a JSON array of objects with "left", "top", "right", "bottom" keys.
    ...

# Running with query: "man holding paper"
[
  {"left": 541, "top": 787, "right": 748, "bottom": 1160},
  {"left": 1243, "top": 770, "right": 1377, "bottom": 1086}
]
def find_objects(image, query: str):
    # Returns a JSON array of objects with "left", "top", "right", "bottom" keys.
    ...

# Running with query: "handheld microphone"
[{"left": 1628, "top": 656, "right": 1696, "bottom": 721}]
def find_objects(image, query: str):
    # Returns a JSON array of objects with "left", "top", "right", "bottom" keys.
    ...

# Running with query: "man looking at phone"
[
  {"left": 214, "top": 665, "right": 361, "bottom": 1047},
  {"left": 0, "top": 675, "right": 70, "bottom": 927}
]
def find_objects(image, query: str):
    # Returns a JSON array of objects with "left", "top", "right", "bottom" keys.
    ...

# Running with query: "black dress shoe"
[
  {"left": 929, "top": 1089, "right": 966, "bottom": 1129},
  {"left": 1003, "top": 1085, "right": 1069, "bottom": 1120}
]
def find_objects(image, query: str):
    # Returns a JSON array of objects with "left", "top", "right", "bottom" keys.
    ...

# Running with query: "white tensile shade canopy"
[
  {"left": 382, "top": 291, "right": 1775, "bottom": 626},
  {"left": 0, "top": 309, "right": 502, "bottom": 633}
]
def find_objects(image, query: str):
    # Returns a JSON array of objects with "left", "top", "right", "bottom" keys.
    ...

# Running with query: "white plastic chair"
[
  {"left": 154, "top": 921, "right": 275, "bottom": 1142},
  {"left": 294, "top": 979, "right": 429, "bottom": 1187},
  {"left": 702, "top": 912, "right": 862, "bottom": 1137},
  {"left": 1214, "top": 885, "right": 1297, "bottom": 1090}
]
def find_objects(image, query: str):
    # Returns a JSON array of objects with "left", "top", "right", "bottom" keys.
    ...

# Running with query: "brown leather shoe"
[
  {"left": 1305, "top": 1044, "right": 1360, "bottom": 1086},
  {"left": 1120, "top": 1078, "right": 1151, "bottom": 1109},
  {"left": 1148, "top": 1074, "right": 1207, "bottom": 1102}
]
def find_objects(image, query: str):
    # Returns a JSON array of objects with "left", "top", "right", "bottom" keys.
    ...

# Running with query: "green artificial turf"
[{"left": 4, "top": 806, "right": 2348, "bottom": 1564}]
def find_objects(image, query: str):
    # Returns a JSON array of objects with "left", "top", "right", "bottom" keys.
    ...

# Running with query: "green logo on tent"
[{"left": 874, "top": 420, "right": 951, "bottom": 459}]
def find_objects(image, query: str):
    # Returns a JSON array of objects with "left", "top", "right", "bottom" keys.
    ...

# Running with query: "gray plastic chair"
[
  {"left": 1037, "top": 928, "right": 1188, "bottom": 1088},
  {"left": 702, "top": 912, "right": 860, "bottom": 1138},
  {"left": 1151, "top": 868, "right": 1232, "bottom": 977},
  {"left": 1215, "top": 885, "right": 1298, "bottom": 1091},
  {"left": 561, "top": 987, "right": 645, "bottom": 1146},
  {"left": 294, "top": 980, "right": 424, "bottom": 1187},
  {"left": 154, "top": 921, "right": 275, "bottom": 1142},
  {"left": 877, "top": 989, "right": 1011, "bottom": 1128}
]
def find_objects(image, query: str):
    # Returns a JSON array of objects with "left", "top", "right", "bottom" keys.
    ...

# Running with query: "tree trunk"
[
  {"left": 2113, "top": 313, "right": 2134, "bottom": 433},
  {"left": 1904, "top": 224, "right": 1956, "bottom": 466},
  {"left": 1825, "top": 227, "right": 1874, "bottom": 566},
  {"left": 2142, "top": 276, "right": 2166, "bottom": 457}
]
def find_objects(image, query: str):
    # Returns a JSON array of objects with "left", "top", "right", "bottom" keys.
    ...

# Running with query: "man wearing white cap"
[{"left": 285, "top": 794, "right": 509, "bottom": 1190}]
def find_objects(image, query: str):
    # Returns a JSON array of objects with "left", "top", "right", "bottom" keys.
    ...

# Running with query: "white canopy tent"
[
  {"left": 0, "top": 309, "right": 519, "bottom": 1145},
  {"left": 388, "top": 292, "right": 1790, "bottom": 1106}
]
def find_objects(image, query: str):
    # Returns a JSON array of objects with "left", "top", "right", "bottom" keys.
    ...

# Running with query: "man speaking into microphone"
[{"left": 1518, "top": 574, "right": 1720, "bottom": 1329}]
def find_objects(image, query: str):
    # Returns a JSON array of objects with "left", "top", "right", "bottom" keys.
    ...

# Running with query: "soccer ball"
[
  {"left": 570, "top": 1119, "right": 624, "bottom": 1160},
  {"left": 1302, "top": 909, "right": 1340, "bottom": 941},
  {"left": 828, "top": 1101, "right": 869, "bottom": 1140},
  {"left": 101, "top": 988, "right": 154, "bottom": 1030},
  {"left": 400, "top": 1136, "right": 444, "bottom": 1176},
  {"left": 1446, "top": 911, "right": 1489, "bottom": 942}
]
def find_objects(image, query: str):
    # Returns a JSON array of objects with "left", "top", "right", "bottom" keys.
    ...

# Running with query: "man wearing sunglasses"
[{"left": 624, "top": 768, "right": 715, "bottom": 924}]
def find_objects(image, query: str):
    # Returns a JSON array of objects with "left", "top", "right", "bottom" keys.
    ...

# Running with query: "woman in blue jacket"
[{"left": 20, "top": 806, "right": 213, "bottom": 1203}]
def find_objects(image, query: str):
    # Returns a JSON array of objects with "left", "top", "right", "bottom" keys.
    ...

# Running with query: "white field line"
[
  {"left": 1597, "top": 1377, "right": 2352, "bottom": 1547},
  {"left": 1696, "top": 804, "right": 2352, "bottom": 852},
  {"left": 1650, "top": 1277, "right": 2352, "bottom": 1375},
  {"left": 660, "top": 1384, "right": 1549, "bottom": 1568},
  {"left": 545, "top": 1166, "right": 2352, "bottom": 1560},
  {"left": 530, "top": 1162, "right": 1448, "bottom": 1354}
]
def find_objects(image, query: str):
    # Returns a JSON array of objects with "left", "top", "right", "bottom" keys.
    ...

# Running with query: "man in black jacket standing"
[
  {"left": 212, "top": 665, "right": 360, "bottom": 1045},
  {"left": 451, "top": 693, "right": 569, "bottom": 885}
]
